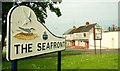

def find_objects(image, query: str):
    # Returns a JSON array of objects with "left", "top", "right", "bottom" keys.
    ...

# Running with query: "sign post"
[
  {"left": 93, "top": 25, "right": 102, "bottom": 54},
  {"left": 58, "top": 51, "right": 61, "bottom": 71},
  {"left": 11, "top": 60, "right": 17, "bottom": 71},
  {"left": 6, "top": 5, "right": 65, "bottom": 70}
]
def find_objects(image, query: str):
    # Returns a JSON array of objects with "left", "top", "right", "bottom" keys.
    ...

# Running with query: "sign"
[
  {"left": 94, "top": 25, "right": 102, "bottom": 40},
  {"left": 93, "top": 25, "right": 102, "bottom": 54},
  {"left": 95, "top": 25, "right": 101, "bottom": 28},
  {"left": 7, "top": 6, "right": 65, "bottom": 61}
]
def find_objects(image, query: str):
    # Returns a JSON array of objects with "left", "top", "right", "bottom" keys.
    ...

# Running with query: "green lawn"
[
  {"left": 62, "top": 54, "right": 118, "bottom": 69},
  {"left": 2, "top": 51, "right": 119, "bottom": 70}
]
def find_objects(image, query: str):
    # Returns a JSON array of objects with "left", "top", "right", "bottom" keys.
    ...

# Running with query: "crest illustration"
[{"left": 12, "top": 7, "right": 39, "bottom": 40}]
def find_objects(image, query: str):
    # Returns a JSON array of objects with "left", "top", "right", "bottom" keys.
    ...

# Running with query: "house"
[{"left": 63, "top": 22, "right": 104, "bottom": 49}]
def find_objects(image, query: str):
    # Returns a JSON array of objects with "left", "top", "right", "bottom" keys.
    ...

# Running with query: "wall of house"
[
  {"left": 73, "top": 32, "right": 89, "bottom": 40},
  {"left": 66, "top": 41, "right": 74, "bottom": 47},
  {"left": 74, "top": 40, "right": 88, "bottom": 49},
  {"left": 89, "top": 31, "right": 120, "bottom": 49},
  {"left": 65, "top": 34, "right": 73, "bottom": 40}
]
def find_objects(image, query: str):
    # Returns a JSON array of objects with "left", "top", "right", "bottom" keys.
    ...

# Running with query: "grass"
[
  {"left": 62, "top": 54, "right": 118, "bottom": 69},
  {"left": 2, "top": 50, "right": 119, "bottom": 70}
]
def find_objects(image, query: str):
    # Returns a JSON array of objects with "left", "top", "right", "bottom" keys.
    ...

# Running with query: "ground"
[{"left": 2, "top": 48, "right": 119, "bottom": 71}]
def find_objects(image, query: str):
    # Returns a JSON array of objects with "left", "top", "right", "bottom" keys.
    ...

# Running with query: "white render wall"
[
  {"left": 75, "top": 41, "right": 79, "bottom": 46},
  {"left": 89, "top": 31, "right": 120, "bottom": 49}
]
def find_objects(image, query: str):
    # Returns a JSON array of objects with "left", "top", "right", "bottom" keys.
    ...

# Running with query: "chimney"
[
  {"left": 85, "top": 21, "right": 90, "bottom": 26},
  {"left": 73, "top": 26, "right": 76, "bottom": 29}
]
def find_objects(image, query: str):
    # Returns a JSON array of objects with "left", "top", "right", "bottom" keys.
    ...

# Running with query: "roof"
[
  {"left": 65, "top": 23, "right": 97, "bottom": 34},
  {"left": 63, "top": 28, "right": 73, "bottom": 35}
]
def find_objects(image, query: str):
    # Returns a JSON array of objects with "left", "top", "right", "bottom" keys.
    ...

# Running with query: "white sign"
[
  {"left": 94, "top": 25, "right": 102, "bottom": 40},
  {"left": 7, "top": 6, "right": 65, "bottom": 61}
]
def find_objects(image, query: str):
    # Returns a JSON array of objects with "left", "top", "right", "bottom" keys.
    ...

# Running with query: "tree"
[
  {"left": 108, "top": 26, "right": 111, "bottom": 31},
  {"left": 2, "top": 2, "right": 62, "bottom": 49},
  {"left": 112, "top": 24, "right": 115, "bottom": 31},
  {"left": 118, "top": 27, "right": 120, "bottom": 31}
]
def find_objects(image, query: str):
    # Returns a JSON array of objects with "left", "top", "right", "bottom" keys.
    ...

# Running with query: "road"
[{"left": 66, "top": 48, "right": 119, "bottom": 54}]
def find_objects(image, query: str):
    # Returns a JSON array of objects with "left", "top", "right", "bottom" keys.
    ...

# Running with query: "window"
[
  {"left": 75, "top": 33, "right": 78, "bottom": 37},
  {"left": 83, "top": 33, "right": 86, "bottom": 37},
  {"left": 69, "top": 34, "right": 71, "bottom": 38},
  {"left": 67, "top": 42, "right": 71, "bottom": 46},
  {"left": 80, "top": 41, "right": 85, "bottom": 46},
  {"left": 82, "top": 33, "right": 86, "bottom": 37}
]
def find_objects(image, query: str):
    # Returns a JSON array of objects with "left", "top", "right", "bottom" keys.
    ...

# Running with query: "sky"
[{"left": 45, "top": 0, "right": 119, "bottom": 37}]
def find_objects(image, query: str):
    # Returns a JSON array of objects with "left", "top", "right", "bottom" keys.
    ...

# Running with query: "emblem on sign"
[{"left": 43, "top": 31, "right": 48, "bottom": 40}]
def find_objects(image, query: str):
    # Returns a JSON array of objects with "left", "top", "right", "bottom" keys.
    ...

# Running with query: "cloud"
[{"left": 45, "top": 1, "right": 118, "bottom": 36}]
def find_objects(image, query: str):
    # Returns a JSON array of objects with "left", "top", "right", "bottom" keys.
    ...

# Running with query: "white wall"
[
  {"left": 89, "top": 31, "right": 120, "bottom": 49},
  {"left": 65, "top": 34, "right": 73, "bottom": 40},
  {"left": 75, "top": 41, "right": 79, "bottom": 46},
  {"left": 73, "top": 32, "right": 89, "bottom": 40}
]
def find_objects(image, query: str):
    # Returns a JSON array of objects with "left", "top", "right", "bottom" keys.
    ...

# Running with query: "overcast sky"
[{"left": 45, "top": 0, "right": 119, "bottom": 36}]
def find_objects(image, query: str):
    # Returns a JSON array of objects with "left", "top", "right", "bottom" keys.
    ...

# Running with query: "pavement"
[{"left": 66, "top": 48, "right": 119, "bottom": 54}]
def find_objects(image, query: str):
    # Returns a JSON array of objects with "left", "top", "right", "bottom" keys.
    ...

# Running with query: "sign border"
[{"left": 7, "top": 5, "right": 66, "bottom": 61}]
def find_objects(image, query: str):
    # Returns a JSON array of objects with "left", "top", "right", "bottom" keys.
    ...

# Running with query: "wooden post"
[
  {"left": 11, "top": 60, "right": 17, "bottom": 71},
  {"left": 93, "top": 26, "right": 96, "bottom": 54},
  {"left": 58, "top": 51, "right": 61, "bottom": 71},
  {"left": 100, "top": 40, "right": 102, "bottom": 54},
  {"left": 94, "top": 40, "right": 96, "bottom": 54}
]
